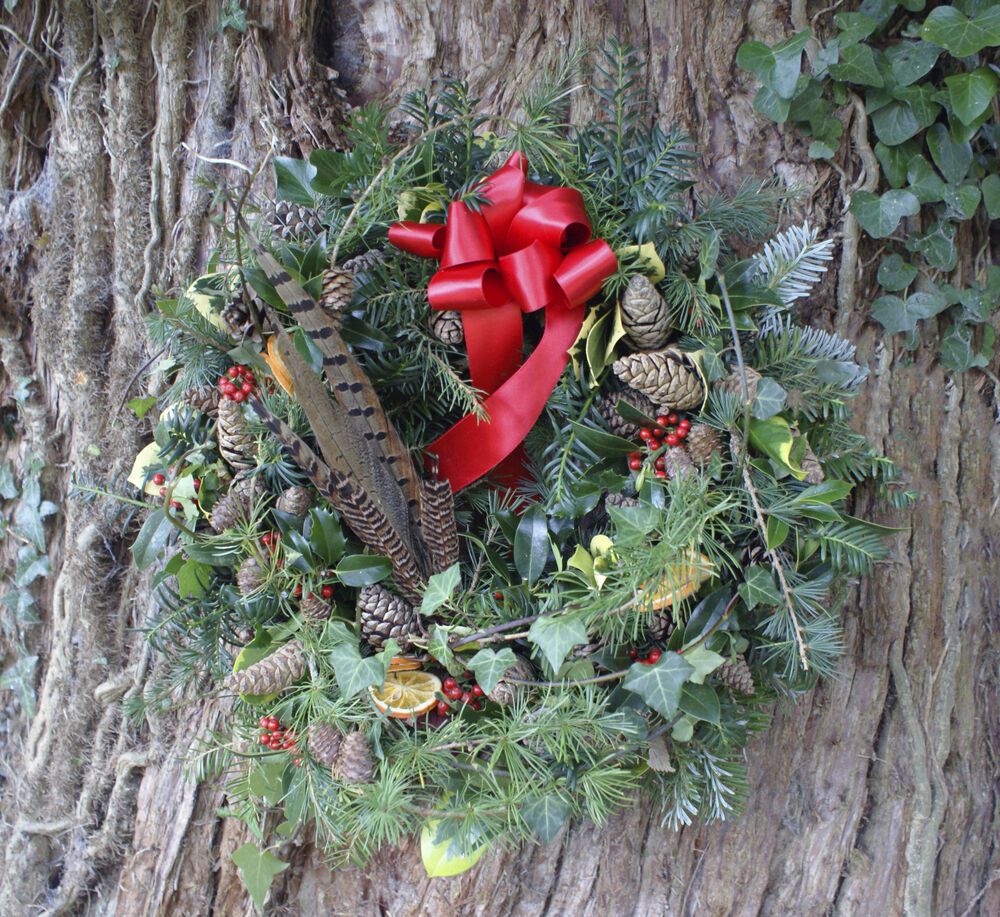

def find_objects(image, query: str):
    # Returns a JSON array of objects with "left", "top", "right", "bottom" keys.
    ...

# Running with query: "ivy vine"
[{"left": 738, "top": 0, "right": 999, "bottom": 372}]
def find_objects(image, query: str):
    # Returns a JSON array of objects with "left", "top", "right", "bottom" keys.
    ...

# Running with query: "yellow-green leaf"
[
  {"left": 127, "top": 441, "right": 165, "bottom": 495},
  {"left": 420, "top": 820, "right": 488, "bottom": 878}
]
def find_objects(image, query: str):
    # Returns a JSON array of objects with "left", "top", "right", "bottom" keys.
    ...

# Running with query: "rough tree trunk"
[{"left": 0, "top": 2, "right": 996, "bottom": 915}]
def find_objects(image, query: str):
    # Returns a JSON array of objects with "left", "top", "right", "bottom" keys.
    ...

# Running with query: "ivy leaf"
[
  {"left": 906, "top": 155, "right": 946, "bottom": 204},
  {"left": 736, "top": 41, "right": 775, "bottom": 79},
  {"left": 871, "top": 290, "right": 949, "bottom": 334},
  {"left": 872, "top": 98, "right": 936, "bottom": 146},
  {"left": 920, "top": 5, "right": 1000, "bottom": 58},
  {"left": 231, "top": 843, "right": 289, "bottom": 911},
  {"left": 907, "top": 220, "right": 957, "bottom": 271},
  {"left": 945, "top": 68, "right": 998, "bottom": 125},
  {"left": 739, "top": 565, "right": 782, "bottom": 610},
  {"left": 982, "top": 174, "right": 1000, "bottom": 220},
  {"left": 828, "top": 43, "right": 884, "bottom": 87},
  {"left": 877, "top": 254, "right": 918, "bottom": 291},
  {"left": 514, "top": 505, "right": 549, "bottom": 586},
  {"left": 944, "top": 183, "right": 981, "bottom": 220},
  {"left": 622, "top": 654, "right": 693, "bottom": 718},
  {"left": 849, "top": 190, "right": 920, "bottom": 238},
  {"left": 420, "top": 563, "right": 461, "bottom": 615},
  {"left": 529, "top": 614, "right": 588, "bottom": 673},
  {"left": 750, "top": 378, "right": 787, "bottom": 420},
  {"left": 467, "top": 647, "right": 517, "bottom": 695},
  {"left": 754, "top": 85, "right": 791, "bottom": 122},
  {"left": 273, "top": 156, "right": 317, "bottom": 205},
  {"left": 926, "top": 124, "right": 972, "bottom": 185},
  {"left": 329, "top": 640, "right": 384, "bottom": 697},
  {"left": 126, "top": 396, "right": 157, "bottom": 419},
  {"left": 521, "top": 794, "right": 571, "bottom": 844},
  {"left": 834, "top": 12, "right": 878, "bottom": 46},
  {"left": 940, "top": 322, "right": 993, "bottom": 371},
  {"left": 885, "top": 40, "right": 940, "bottom": 87},
  {"left": 427, "top": 624, "right": 463, "bottom": 676},
  {"left": 679, "top": 683, "right": 721, "bottom": 724},
  {"left": 682, "top": 644, "right": 726, "bottom": 685}
]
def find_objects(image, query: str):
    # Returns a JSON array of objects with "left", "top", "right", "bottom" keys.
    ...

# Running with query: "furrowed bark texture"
[{"left": 0, "top": 2, "right": 996, "bottom": 915}]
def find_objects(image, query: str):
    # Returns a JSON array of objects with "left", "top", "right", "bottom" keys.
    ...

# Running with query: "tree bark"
[{"left": 0, "top": 2, "right": 996, "bottom": 915}]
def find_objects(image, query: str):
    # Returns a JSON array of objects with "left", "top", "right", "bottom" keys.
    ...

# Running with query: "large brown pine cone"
[
  {"left": 332, "top": 729, "right": 374, "bottom": 784},
  {"left": 236, "top": 556, "right": 266, "bottom": 595},
  {"left": 620, "top": 274, "right": 671, "bottom": 351},
  {"left": 319, "top": 267, "right": 353, "bottom": 320},
  {"left": 276, "top": 485, "right": 313, "bottom": 516},
  {"left": 209, "top": 476, "right": 262, "bottom": 532},
  {"left": 306, "top": 722, "right": 343, "bottom": 766},
  {"left": 217, "top": 398, "right": 256, "bottom": 472},
  {"left": 300, "top": 591, "right": 332, "bottom": 622},
  {"left": 715, "top": 367, "right": 762, "bottom": 405},
  {"left": 612, "top": 347, "right": 704, "bottom": 412},
  {"left": 223, "top": 639, "right": 306, "bottom": 696},
  {"left": 185, "top": 384, "right": 220, "bottom": 417},
  {"left": 358, "top": 585, "right": 418, "bottom": 650},
  {"left": 597, "top": 387, "right": 659, "bottom": 439},
  {"left": 663, "top": 447, "right": 695, "bottom": 479}
]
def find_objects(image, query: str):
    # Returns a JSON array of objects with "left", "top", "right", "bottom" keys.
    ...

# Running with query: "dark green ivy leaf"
[
  {"left": 528, "top": 614, "right": 588, "bottom": 673},
  {"left": 466, "top": 647, "right": 518, "bottom": 695},
  {"left": 231, "top": 843, "right": 289, "bottom": 911},
  {"left": 273, "top": 157, "right": 317, "bottom": 205},
  {"left": 521, "top": 794, "right": 571, "bottom": 844},
  {"left": 622, "top": 654, "right": 694, "bottom": 719}
]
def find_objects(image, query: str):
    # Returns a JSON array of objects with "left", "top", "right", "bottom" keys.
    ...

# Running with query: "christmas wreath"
[{"left": 117, "top": 45, "right": 909, "bottom": 887}]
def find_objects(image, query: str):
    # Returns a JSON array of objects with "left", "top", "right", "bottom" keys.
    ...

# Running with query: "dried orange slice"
[
  {"left": 645, "top": 551, "right": 714, "bottom": 611},
  {"left": 388, "top": 656, "right": 424, "bottom": 673},
  {"left": 369, "top": 671, "right": 442, "bottom": 719}
]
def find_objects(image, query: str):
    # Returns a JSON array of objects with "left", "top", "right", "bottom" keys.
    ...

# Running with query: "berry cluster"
[
  {"left": 626, "top": 413, "right": 692, "bottom": 478},
  {"left": 259, "top": 531, "right": 281, "bottom": 550},
  {"left": 628, "top": 647, "right": 662, "bottom": 666},
  {"left": 217, "top": 365, "right": 257, "bottom": 402},
  {"left": 437, "top": 673, "right": 484, "bottom": 717},
  {"left": 151, "top": 466, "right": 200, "bottom": 511},
  {"left": 258, "top": 715, "right": 302, "bottom": 766},
  {"left": 291, "top": 577, "right": 335, "bottom": 600}
]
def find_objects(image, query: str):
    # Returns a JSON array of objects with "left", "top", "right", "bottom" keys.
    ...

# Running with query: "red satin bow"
[{"left": 389, "top": 152, "right": 618, "bottom": 492}]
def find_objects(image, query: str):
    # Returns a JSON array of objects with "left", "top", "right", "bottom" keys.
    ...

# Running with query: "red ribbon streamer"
[{"left": 388, "top": 152, "right": 617, "bottom": 492}]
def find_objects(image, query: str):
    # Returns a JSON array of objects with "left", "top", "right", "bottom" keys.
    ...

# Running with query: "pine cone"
[
  {"left": 620, "top": 274, "right": 671, "bottom": 351},
  {"left": 342, "top": 250, "right": 383, "bottom": 275},
  {"left": 663, "top": 447, "right": 695, "bottom": 479},
  {"left": 606, "top": 492, "right": 640, "bottom": 509},
  {"left": 430, "top": 310, "right": 464, "bottom": 345},
  {"left": 276, "top": 485, "right": 313, "bottom": 516},
  {"left": 300, "top": 591, "right": 332, "bottom": 622},
  {"left": 306, "top": 722, "right": 343, "bottom": 766},
  {"left": 209, "top": 477, "right": 261, "bottom": 532},
  {"left": 268, "top": 200, "right": 323, "bottom": 239},
  {"left": 185, "top": 384, "right": 220, "bottom": 417},
  {"left": 647, "top": 610, "right": 674, "bottom": 642},
  {"left": 224, "top": 639, "right": 306, "bottom": 696},
  {"left": 685, "top": 424, "right": 723, "bottom": 467},
  {"left": 487, "top": 655, "right": 535, "bottom": 705},
  {"left": 319, "top": 267, "right": 354, "bottom": 321},
  {"left": 801, "top": 440, "right": 824, "bottom": 485},
  {"left": 716, "top": 655, "right": 755, "bottom": 695},
  {"left": 612, "top": 347, "right": 704, "bottom": 412},
  {"left": 597, "top": 387, "right": 659, "bottom": 439},
  {"left": 221, "top": 301, "right": 252, "bottom": 337},
  {"left": 332, "top": 729, "right": 374, "bottom": 784},
  {"left": 217, "top": 398, "right": 256, "bottom": 473},
  {"left": 358, "top": 585, "right": 417, "bottom": 650},
  {"left": 236, "top": 556, "right": 265, "bottom": 595},
  {"left": 716, "top": 367, "right": 762, "bottom": 405}
]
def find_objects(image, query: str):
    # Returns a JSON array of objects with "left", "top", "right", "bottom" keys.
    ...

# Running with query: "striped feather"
[{"left": 419, "top": 478, "right": 460, "bottom": 573}]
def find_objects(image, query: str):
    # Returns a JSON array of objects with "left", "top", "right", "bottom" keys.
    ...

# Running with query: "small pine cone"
[
  {"left": 597, "top": 387, "right": 659, "bottom": 439},
  {"left": 276, "top": 485, "right": 313, "bottom": 516},
  {"left": 430, "top": 310, "right": 464, "bottom": 345},
  {"left": 319, "top": 267, "right": 354, "bottom": 321},
  {"left": 358, "top": 585, "right": 417, "bottom": 650},
  {"left": 620, "top": 274, "right": 671, "bottom": 351},
  {"left": 268, "top": 200, "right": 323, "bottom": 239},
  {"left": 217, "top": 398, "right": 256, "bottom": 473},
  {"left": 663, "top": 447, "right": 695, "bottom": 479},
  {"left": 343, "top": 250, "right": 383, "bottom": 275},
  {"left": 716, "top": 655, "right": 756, "bottom": 696},
  {"left": 647, "top": 610, "right": 674, "bottom": 642},
  {"left": 300, "top": 591, "right": 332, "bottom": 622},
  {"left": 185, "top": 384, "right": 220, "bottom": 417},
  {"left": 306, "top": 722, "right": 343, "bottom": 766},
  {"left": 612, "top": 347, "right": 704, "bottom": 412},
  {"left": 685, "top": 424, "right": 723, "bottom": 467},
  {"left": 224, "top": 639, "right": 306, "bottom": 696},
  {"left": 236, "top": 556, "right": 266, "bottom": 595},
  {"left": 716, "top": 367, "right": 762, "bottom": 406},
  {"left": 801, "top": 440, "right": 824, "bottom": 485},
  {"left": 332, "top": 729, "right": 374, "bottom": 784},
  {"left": 606, "top": 492, "right": 640, "bottom": 509},
  {"left": 221, "top": 301, "right": 252, "bottom": 337},
  {"left": 209, "top": 477, "right": 260, "bottom": 532},
  {"left": 487, "top": 655, "right": 535, "bottom": 705}
]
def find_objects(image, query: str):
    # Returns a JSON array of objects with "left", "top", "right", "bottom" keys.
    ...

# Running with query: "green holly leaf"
[
  {"left": 849, "top": 190, "right": 920, "bottom": 238},
  {"left": 622, "top": 653, "right": 693, "bottom": 718},
  {"left": 131, "top": 510, "right": 173, "bottom": 571},
  {"left": 877, "top": 254, "right": 918, "bottom": 291},
  {"left": 231, "top": 843, "right": 289, "bottom": 911},
  {"left": 334, "top": 554, "right": 392, "bottom": 587},
  {"left": 920, "top": 5, "right": 1000, "bottom": 58},
  {"left": 945, "top": 68, "right": 998, "bottom": 125},
  {"left": 767, "top": 516, "right": 789, "bottom": 550},
  {"left": 748, "top": 415, "right": 806, "bottom": 479},
  {"left": 828, "top": 43, "right": 884, "bottom": 87},
  {"left": 682, "top": 643, "right": 725, "bottom": 685},
  {"left": 176, "top": 559, "right": 211, "bottom": 598},
  {"left": 750, "top": 377, "right": 787, "bottom": 420},
  {"left": 467, "top": 647, "right": 518, "bottom": 695},
  {"left": 521, "top": 794, "right": 571, "bottom": 844},
  {"left": 328, "top": 640, "right": 384, "bottom": 697},
  {"left": 420, "top": 563, "right": 461, "bottom": 615},
  {"left": 679, "top": 682, "right": 721, "bottom": 724},
  {"left": 514, "top": 505, "right": 550, "bottom": 586},
  {"left": 529, "top": 614, "right": 588, "bottom": 673},
  {"left": 739, "top": 565, "right": 782, "bottom": 610},
  {"left": 926, "top": 123, "right": 972, "bottom": 185}
]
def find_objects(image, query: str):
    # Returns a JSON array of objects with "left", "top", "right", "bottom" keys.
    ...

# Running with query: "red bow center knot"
[{"left": 388, "top": 152, "right": 618, "bottom": 492}]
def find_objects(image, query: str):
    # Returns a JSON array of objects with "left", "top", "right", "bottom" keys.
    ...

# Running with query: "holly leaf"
[
  {"left": 420, "top": 563, "right": 461, "bottom": 615},
  {"left": 231, "top": 843, "right": 289, "bottom": 911},
  {"left": 514, "top": 505, "right": 550, "bottom": 585},
  {"left": 622, "top": 654, "right": 693, "bottom": 718},
  {"left": 848, "top": 190, "right": 920, "bottom": 238},
  {"left": 131, "top": 510, "right": 173, "bottom": 571},
  {"left": 528, "top": 614, "right": 588, "bottom": 673},
  {"left": 467, "top": 647, "right": 517, "bottom": 695},
  {"left": 568, "top": 420, "right": 637, "bottom": 456},
  {"left": 681, "top": 643, "right": 725, "bottom": 685},
  {"left": 679, "top": 683, "right": 721, "bottom": 724},
  {"left": 748, "top": 416, "right": 806, "bottom": 479},
  {"left": 521, "top": 794, "right": 571, "bottom": 844},
  {"left": 682, "top": 588, "right": 733, "bottom": 645},
  {"left": 328, "top": 640, "right": 384, "bottom": 697},
  {"left": 335, "top": 554, "right": 391, "bottom": 587},
  {"left": 738, "top": 565, "right": 781, "bottom": 610},
  {"left": 176, "top": 559, "right": 211, "bottom": 598}
]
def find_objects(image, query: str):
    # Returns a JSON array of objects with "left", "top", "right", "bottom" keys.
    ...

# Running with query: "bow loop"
[{"left": 440, "top": 202, "right": 495, "bottom": 268}]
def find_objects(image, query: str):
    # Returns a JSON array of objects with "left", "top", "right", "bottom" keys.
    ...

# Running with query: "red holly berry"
[
  {"left": 241, "top": 382, "right": 253, "bottom": 394},
  {"left": 243, "top": 373, "right": 255, "bottom": 387},
  {"left": 446, "top": 686, "right": 463, "bottom": 701},
  {"left": 443, "top": 676, "right": 457, "bottom": 691},
  {"left": 656, "top": 415, "right": 669, "bottom": 427},
  {"left": 667, "top": 413, "right": 679, "bottom": 426},
  {"left": 628, "top": 648, "right": 639, "bottom": 659},
  {"left": 158, "top": 486, "right": 167, "bottom": 497},
  {"left": 152, "top": 473, "right": 165, "bottom": 486},
  {"left": 293, "top": 584, "right": 303, "bottom": 598},
  {"left": 218, "top": 376, "right": 229, "bottom": 387},
  {"left": 628, "top": 457, "right": 642, "bottom": 471},
  {"left": 232, "top": 391, "right": 246, "bottom": 402},
  {"left": 638, "top": 427, "right": 652, "bottom": 440},
  {"left": 260, "top": 533, "right": 272, "bottom": 546},
  {"left": 259, "top": 733, "right": 271, "bottom": 745},
  {"left": 676, "top": 428, "right": 688, "bottom": 440},
  {"left": 436, "top": 700, "right": 450, "bottom": 716},
  {"left": 221, "top": 381, "right": 236, "bottom": 394},
  {"left": 193, "top": 478, "right": 201, "bottom": 491},
  {"left": 628, "top": 451, "right": 642, "bottom": 461},
  {"left": 493, "top": 590, "right": 503, "bottom": 600},
  {"left": 469, "top": 700, "right": 482, "bottom": 711},
  {"left": 268, "top": 736, "right": 282, "bottom": 749},
  {"left": 265, "top": 716, "right": 279, "bottom": 732},
  {"left": 665, "top": 433, "right": 679, "bottom": 447},
  {"left": 460, "top": 691, "right": 472, "bottom": 705},
  {"left": 259, "top": 715, "right": 269, "bottom": 728},
  {"left": 647, "top": 648, "right": 662, "bottom": 663},
  {"left": 654, "top": 469, "right": 667, "bottom": 479},
  {"left": 655, "top": 457, "right": 665, "bottom": 471},
  {"left": 320, "top": 584, "right": 334, "bottom": 599},
  {"left": 471, "top": 684, "right": 484, "bottom": 698},
  {"left": 169, "top": 500, "right": 182, "bottom": 510},
  {"left": 653, "top": 426, "right": 665, "bottom": 438},
  {"left": 293, "top": 757, "right": 302, "bottom": 767},
  {"left": 283, "top": 737, "right": 296, "bottom": 749},
  {"left": 648, "top": 439, "right": 662, "bottom": 451}
]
